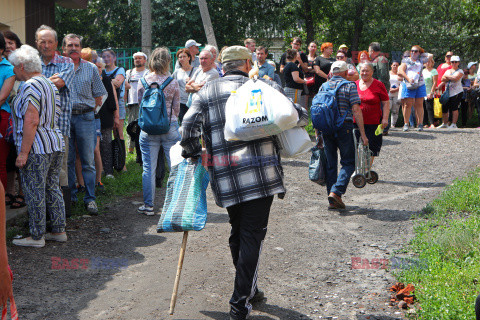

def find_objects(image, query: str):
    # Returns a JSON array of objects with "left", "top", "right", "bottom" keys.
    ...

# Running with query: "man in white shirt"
[
  {"left": 185, "top": 49, "right": 219, "bottom": 94},
  {"left": 125, "top": 52, "right": 148, "bottom": 153}
]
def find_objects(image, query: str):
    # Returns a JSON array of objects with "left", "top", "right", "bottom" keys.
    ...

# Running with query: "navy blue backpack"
[
  {"left": 138, "top": 77, "right": 173, "bottom": 135},
  {"left": 311, "top": 79, "right": 351, "bottom": 135}
]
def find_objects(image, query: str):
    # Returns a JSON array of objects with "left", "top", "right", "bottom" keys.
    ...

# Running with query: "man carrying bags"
[{"left": 180, "top": 46, "right": 308, "bottom": 320}]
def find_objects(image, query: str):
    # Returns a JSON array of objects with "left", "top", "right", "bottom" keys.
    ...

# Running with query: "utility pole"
[
  {"left": 197, "top": 0, "right": 217, "bottom": 47},
  {"left": 141, "top": 0, "right": 152, "bottom": 55}
]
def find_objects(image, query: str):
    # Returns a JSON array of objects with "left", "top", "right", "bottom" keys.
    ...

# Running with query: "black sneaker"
[{"left": 250, "top": 289, "right": 265, "bottom": 303}]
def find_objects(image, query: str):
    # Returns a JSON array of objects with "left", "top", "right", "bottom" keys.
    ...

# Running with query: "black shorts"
[
  {"left": 442, "top": 93, "right": 462, "bottom": 113},
  {"left": 354, "top": 124, "right": 383, "bottom": 157}
]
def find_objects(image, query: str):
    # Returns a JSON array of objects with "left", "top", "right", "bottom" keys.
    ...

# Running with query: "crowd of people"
[{"left": 1, "top": 26, "right": 480, "bottom": 319}]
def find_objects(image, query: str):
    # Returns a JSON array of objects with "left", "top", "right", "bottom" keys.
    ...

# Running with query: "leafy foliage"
[{"left": 56, "top": 0, "right": 480, "bottom": 62}]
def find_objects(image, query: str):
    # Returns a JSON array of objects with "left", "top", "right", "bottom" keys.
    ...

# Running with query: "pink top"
[{"left": 137, "top": 72, "right": 180, "bottom": 121}]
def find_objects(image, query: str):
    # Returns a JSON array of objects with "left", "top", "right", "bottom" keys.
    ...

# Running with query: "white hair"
[
  {"left": 359, "top": 62, "right": 374, "bottom": 71},
  {"left": 35, "top": 24, "right": 57, "bottom": 42},
  {"left": 95, "top": 57, "right": 106, "bottom": 69},
  {"left": 8, "top": 45, "right": 43, "bottom": 73},
  {"left": 204, "top": 45, "right": 218, "bottom": 57},
  {"left": 200, "top": 49, "right": 214, "bottom": 59}
]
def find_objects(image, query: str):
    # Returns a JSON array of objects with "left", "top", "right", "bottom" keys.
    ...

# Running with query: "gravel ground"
[{"left": 7, "top": 127, "right": 480, "bottom": 320}]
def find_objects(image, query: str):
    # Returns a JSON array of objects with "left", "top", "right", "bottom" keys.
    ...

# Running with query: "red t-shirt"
[
  {"left": 436, "top": 63, "right": 452, "bottom": 92},
  {"left": 354, "top": 79, "right": 389, "bottom": 125}
]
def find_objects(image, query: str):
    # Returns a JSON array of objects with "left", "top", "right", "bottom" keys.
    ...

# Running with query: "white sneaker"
[
  {"left": 12, "top": 237, "right": 45, "bottom": 248},
  {"left": 106, "top": 174, "right": 115, "bottom": 179},
  {"left": 85, "top": 201, "right": 99, "bottom": 215},
  {"left": 417, "top": 125, "right": 424, "bottom": 131},
  {"left": 45, "top": 233, "right": 68, "bottom": 242},
  {"left": 437, "top": 123, "right": 448, "bottom": 128},
  {"left": 402, "top": 124, "right": 409, "bottom": 132},
  {"left": 448, "top": 123, "right": 458, "bottom": 129},
  {"left": 138, "top": 205, "right": 154, "bottom": 216}
]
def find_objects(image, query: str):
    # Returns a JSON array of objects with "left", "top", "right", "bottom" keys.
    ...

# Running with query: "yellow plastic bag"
[{"left": 434, "top": 98, "right": 442, "bottom": 118}]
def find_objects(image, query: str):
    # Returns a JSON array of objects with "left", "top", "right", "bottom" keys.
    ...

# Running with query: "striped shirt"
[
  {"left": 12, "top": 75, "right": 64, "bottom": 154},
  {"left": 319, "top": 75, "right": 361, "bottom": 121},
  {"left": 41, "top": 54, "right": 74, "bottom": 137},
  {"left": 71, "top": 59, "right": 107, "bottom": 113}
]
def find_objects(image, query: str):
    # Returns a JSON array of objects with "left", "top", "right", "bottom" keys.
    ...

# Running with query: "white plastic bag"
[
  {"left": 277, "top": 126, "right": 313, "bottom": 158},
  {"left": 169, "top": 141, "right": 184, "bottom": 167},
  {"left": 224, "top": 79, "right": 299, "bottom": 141}
]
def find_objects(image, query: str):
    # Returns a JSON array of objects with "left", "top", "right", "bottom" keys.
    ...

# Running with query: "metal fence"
[{"left": 102, "top": 47, "right": 185, "bottom": 71}]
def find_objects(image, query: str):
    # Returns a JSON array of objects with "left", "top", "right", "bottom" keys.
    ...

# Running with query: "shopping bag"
[
  {"left": 157, "top": 157, "right": 210, "bottom": 232},
  {"left": 111, "top": 129, "right": 126, "bottom": 171},
  {"left": 277, "top": 127, "right": 312, "bottom": 158},
  {"left": 433, "top": 98, "right": 442, "bottom": 118},
  {"left": 224, "top": 79, "right": 299, "bottom": 141},
  {"left": 309, "top": 141, "right": 327, "bottom": 186}
]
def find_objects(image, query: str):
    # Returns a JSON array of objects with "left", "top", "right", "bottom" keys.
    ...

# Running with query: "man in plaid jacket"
[{"left": 180, "top": 46, "right": 308, "bottom": 320}]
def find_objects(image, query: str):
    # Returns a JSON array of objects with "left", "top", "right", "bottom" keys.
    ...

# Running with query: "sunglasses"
[
  {"left": 451, "top": 61, "right": 460, "bottom": 63},
  {"left": 336, "top": 56, "right": 345, "bottom": 59},
  {"left": 446, "top": 55, "right": 452, "bottom": 58},
  {"left": 411, "top": 50, "right": 419, "bottom": 53}
]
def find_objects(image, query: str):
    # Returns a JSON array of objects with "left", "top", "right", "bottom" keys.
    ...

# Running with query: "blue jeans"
[
  {"left": 68, "top": 111, "right": 97, "bottom": 203},
  {"left": 139, "top": 122, "right": 181, "bottom": 207},
  {"left": 323, "top": 122, "right": 355, "bottom": 196}
]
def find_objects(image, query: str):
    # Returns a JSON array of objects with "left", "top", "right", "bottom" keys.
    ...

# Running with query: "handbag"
[
  {"left": 308, "top": 137, "right": 327, "bottom": 186},
  {"left": 277, "top": 126, "right": 312, "bottom": 158},
  {"left": 111, "top": 128, "right": 126, "bottom": 171},
  {"left": 157, "top": 157, "right": 210, "bottom": 232},
  {"left": 305, "top": 76, "right": 315, "bottom": 87},
  {"left": 433, "top": 98, "right": 443, "bottom": 118},
  {"left": 439, "top": 82, "right": 450, "bottom": 105}
]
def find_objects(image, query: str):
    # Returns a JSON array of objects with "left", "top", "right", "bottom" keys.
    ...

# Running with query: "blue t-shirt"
[
  {"left": 0, "top": 58, "right": 15, "bottom": 113},
  {"left": 105, "top": 67, "right": 126, "bottom": 98}
]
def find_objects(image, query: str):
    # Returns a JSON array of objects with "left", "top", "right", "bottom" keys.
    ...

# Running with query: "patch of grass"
[{"left": 396, "top": 168, "right": 480, "bottom": 319}]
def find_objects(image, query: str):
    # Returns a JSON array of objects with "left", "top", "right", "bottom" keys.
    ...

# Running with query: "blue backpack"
[
  {"left": 311, "top": 79, "right": 351, "bottom": 135},
  {"left": 138, "top": 77, "right": 173, "bottom": 135}
]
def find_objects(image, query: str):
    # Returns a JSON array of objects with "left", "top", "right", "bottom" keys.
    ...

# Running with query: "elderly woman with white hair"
[
  {"left": 136, "top": 47, "right": 180, "bottom": 215},
  {"left": 8, "top": 45, "right": 66, "bottom": 247}
]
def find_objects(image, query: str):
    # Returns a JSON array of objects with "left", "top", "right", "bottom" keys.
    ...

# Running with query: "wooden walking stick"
[{"left": 169, "top": 231, "right": 189, "bottom": 315}]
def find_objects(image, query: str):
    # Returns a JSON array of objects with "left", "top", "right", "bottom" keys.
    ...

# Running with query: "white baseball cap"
[
  {"left": 331, "top": 61, "right": 348, "bottom": 73},
  {"left": 450, "top": 55, "right": 460, "bottom": 62},
  {"left": 133, "top": 52, "right": 147, "bottom": 59},
  {"left": 185, "top": 39, "right": 201, "bottom": 48}
]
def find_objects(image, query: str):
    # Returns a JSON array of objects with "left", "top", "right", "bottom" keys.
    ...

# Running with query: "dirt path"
[{"left": 8, "top": 128, "right": 480, "bottom": 320}]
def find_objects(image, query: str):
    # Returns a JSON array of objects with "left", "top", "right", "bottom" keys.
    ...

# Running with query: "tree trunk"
[
  {"left": 302, "top": 0, "right": 315, "bottom": 45},
  {"left": 350, "top": 0, "right": 365, "bottom": 53}
]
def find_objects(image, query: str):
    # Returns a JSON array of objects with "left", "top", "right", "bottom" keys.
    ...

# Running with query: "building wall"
[
  {"left": 25, "top": 0, "right": 55, "bottom": 46},
  {"left": 0, "top": 0, "right": 26, "bottom": 43}
]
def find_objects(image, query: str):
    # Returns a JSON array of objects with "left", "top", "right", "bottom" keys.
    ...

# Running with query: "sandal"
[
  {"left": 5, "top": 193, "right": 14, "bottom": 206},
  {"left": 10, "top": 195, "right": 26, "bottom": 209}
]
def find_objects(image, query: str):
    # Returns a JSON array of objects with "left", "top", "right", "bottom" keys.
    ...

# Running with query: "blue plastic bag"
[
  {"left": 157, "top": 158, "right": 210, "bottom": 232},
  {"left": 309, "top": 144, "right": 327, "bottom": 186}
]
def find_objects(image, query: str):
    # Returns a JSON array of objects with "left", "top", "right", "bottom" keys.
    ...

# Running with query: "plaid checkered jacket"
[{"left": 180, "top": 72, "right": 308, "bottom": 208}]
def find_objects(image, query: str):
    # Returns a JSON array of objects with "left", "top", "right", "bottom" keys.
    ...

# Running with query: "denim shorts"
[
  {"left": 402, "top": 83, "right": 427, "bottom": 99},
  {"left": 95, "top": 118, "right": 102, "bottom": 138},
  {"left": 118, "top": 99, "right": 126, "bottom": 120}
]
